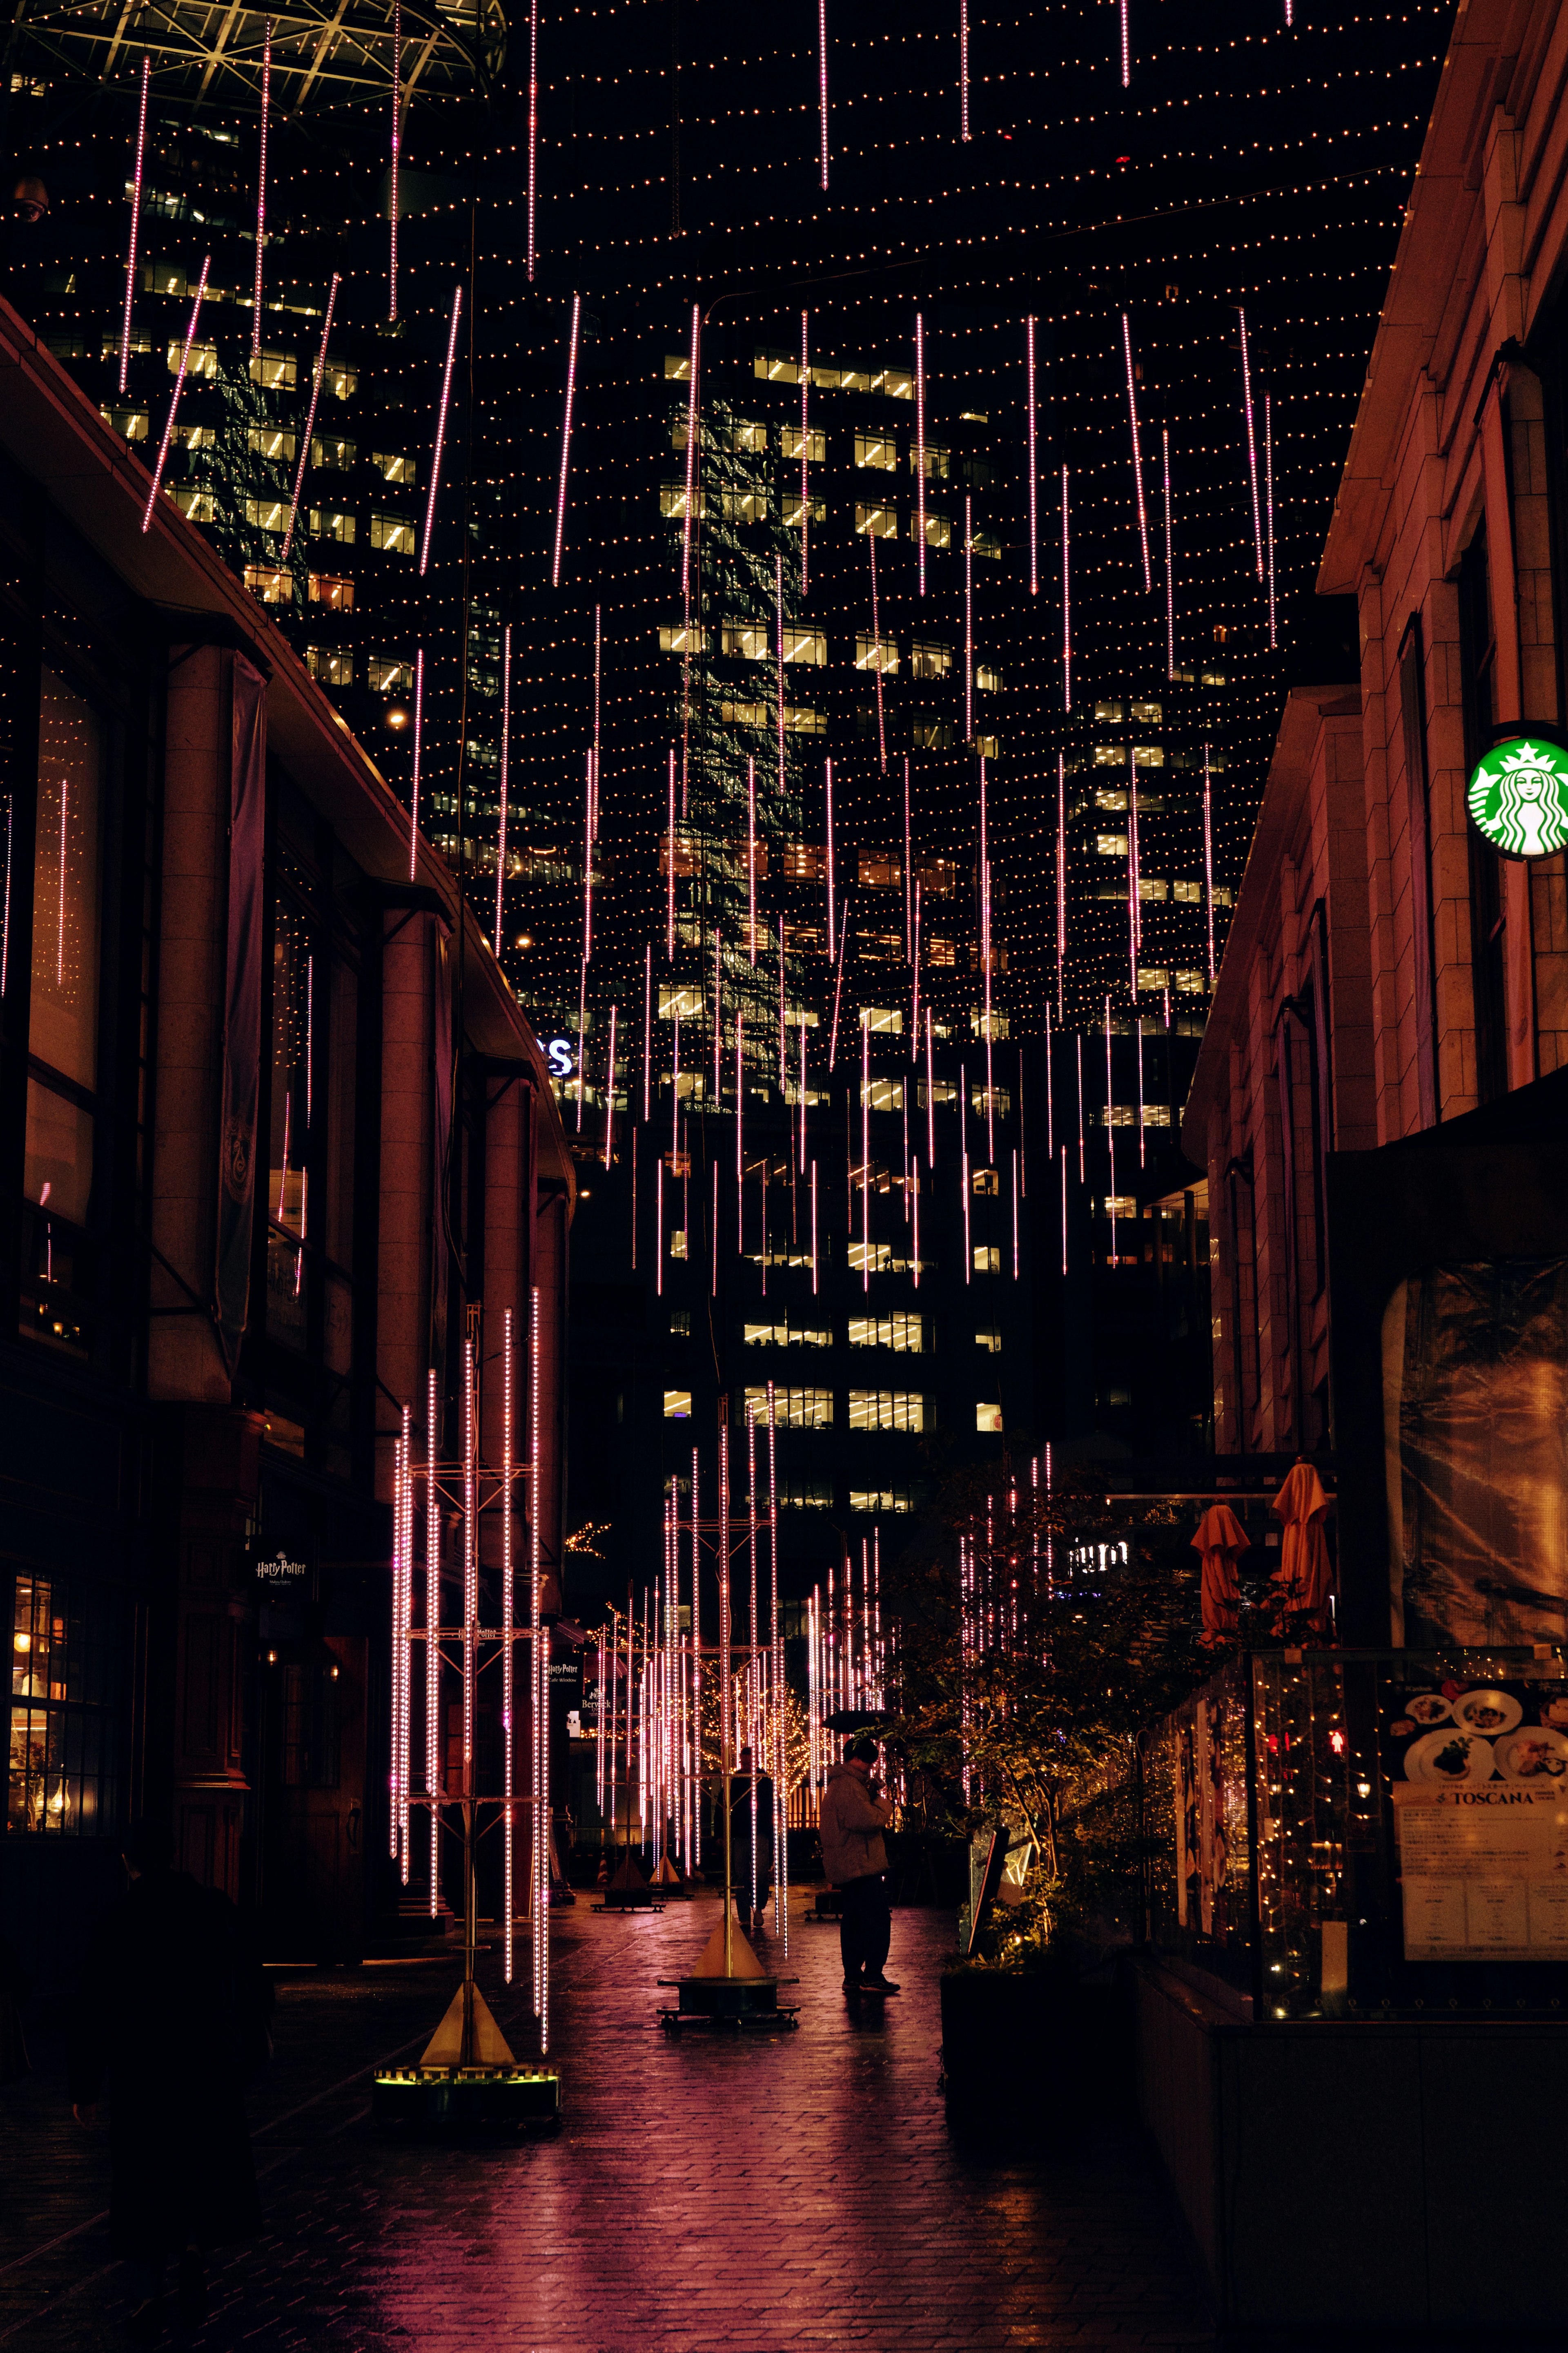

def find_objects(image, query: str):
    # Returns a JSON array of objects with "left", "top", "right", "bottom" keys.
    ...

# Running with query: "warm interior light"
[
  {"left": 385, "top": 705, "right": 409, "bottom": 729},
  {"left": 14, "top": 1633, "right": 31, "bottom": 1652},
  {"left": 515, "top": 932, "right": 533, "bottom": 949}
]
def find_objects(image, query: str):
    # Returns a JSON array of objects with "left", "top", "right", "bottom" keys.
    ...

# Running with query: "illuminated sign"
[
  {"left": 1467, "top": 737, "right": 1568, "bottom": 859},
  {"left": 545, "top": 1037, "right": 577, "bottom": 1079}
]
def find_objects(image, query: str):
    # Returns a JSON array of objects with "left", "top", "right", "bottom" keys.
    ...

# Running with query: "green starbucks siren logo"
[{"left": 1467, "top": 737, "right": 1568, "bottom": 859}]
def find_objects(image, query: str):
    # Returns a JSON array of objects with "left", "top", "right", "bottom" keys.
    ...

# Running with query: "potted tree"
[{"left": 882, "top": 1456, "right": 1213, "bottom": 2134}]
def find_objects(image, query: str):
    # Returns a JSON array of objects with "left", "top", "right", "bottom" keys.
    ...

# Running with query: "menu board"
[{"left": 1385, "top": 1674, "right": 1568, "bottom": 1962}]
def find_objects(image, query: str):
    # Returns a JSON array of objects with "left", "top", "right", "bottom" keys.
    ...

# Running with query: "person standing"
[
  {"left": 70, "top": 1820, "right": 268, "bottom": 2337},
  {"left": 729, "top": 1744, "right": 776, "bottom": 1936},
  {"left": 818, "top": 1737, "right": 898, "bottom": 1995}
]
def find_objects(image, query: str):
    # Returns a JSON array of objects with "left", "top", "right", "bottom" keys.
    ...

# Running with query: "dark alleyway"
[{"left": 0, "top": 1896, "right": 1213, "bottom": 2353}]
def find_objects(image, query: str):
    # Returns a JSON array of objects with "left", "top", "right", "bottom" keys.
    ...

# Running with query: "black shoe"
[
  {"left": 842, "top": 1976, "right": 864, "bottom": 1995},
  {"left": 176, "top": 2251, "right": 208, "bottom": 2328},
  {"left": 861, "top": 1976, "right": 902, "bottom": 1994}
]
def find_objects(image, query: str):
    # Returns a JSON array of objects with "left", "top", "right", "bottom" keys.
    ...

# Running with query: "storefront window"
[{"left": 7, "top": 1574, "right": 119, "bottom": 1835}]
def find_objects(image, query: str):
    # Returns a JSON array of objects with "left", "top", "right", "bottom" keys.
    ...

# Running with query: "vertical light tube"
[
  {"left": 1238, "top": 306, "right": 1263, "bottom": 578},
  {"left": 1060, "top": 465, "right": 1071, "bottom": 709},
  {"left": 1136, "top": 1014, "right": 1145, "bottom": 1170},
  {"left": 1265, "top": 391, "right": 1277, "bottom": 648},
  {"left": 959, "top": 0, "right": 970, "bottom": 138},
  {"left": 643, "top": 944, "right": 653, "bottom": 1121},
  {"left": 680, "top": 302, "right": 700, "bottom": 604},
  {"left": 502, "top": 1310, "right": 515, "bottom": 1983},
  {"left": 390, "top": 0, "right": 401, "bottom": 318},
  {"left": 748, "top": 757, "right": 757, "bottom": 964},
  {"left": 656, "top": 1159, "right": 663, "bottom": 1297},
  {"left": 1128, "top": 748, "right": 1141, "bottom": 997},
  {"left": 810, "top": 1160, "right": 818, "bottom": 1295},
  {"left": 252, "top": 20, "right": 271, "bottom": 352},
  {"left": 391, "top": 1418, "right": 406, "bottom": 1866},
  {"left": 1120, "top": 0, "right": 1130, "bottom": 84},
  {"left": 925, "top": 1008, "right": 935, "bottom": 1166},
  {"left": 861, "top": 1014, "right": 870, "bottom": 1294},
  {"left": 526, "top": 0, "right": 539, "bottom": 281},
  {"left": 911, "top": 880, "right": 921, "bottom": 1051},
  {"left": 1025, "top": 315, "right": 1038, "bottom": 595},
  {"left": 1012, "top": 1146, "right": 1020, "bottom": 1278},
  {"left": 552, "top": 292, "right": 583, "bottom": 590},
  {"left": 964, "top": 496, "right": 973, "bottom": 744},
  {"left": 666, "top": 754, "right": 676, "bottom": 961},
  {"left": 426, "top": 1367, "right": 440, "bottom": 1915},
  {"left": 915, "top": 314, "right": 927, "bottom": 596},
  {"left": 281, "top": 271, "right": 341, "bottom": 560},
  {"left": 420, "top": 284, "right": 463, "bottom": 577},
  {"left": 869, "top": 529, "right": 886, "bottom": 772},
  {"left": 119, "top": 56, "right": 150, "bottom": 396},
  {"left": 142, "top": 258, "right": 212, "bottom": 532},
  {"left": 1120, "top": 313, "right": 1151, "bottom": 592},
  {"left": 602, "top": 1004, "right": 617, "bottom": 1166},
  {"left": 494, "top": 624, "right": 511, "bottom": 955},
  {"left": 825, "top": 757, "right": 835, "bottom": 950},
  {"left": 903, "top": 758, "right": 913, "bottom": 962},
  {"left": 1056, "top": 753, "right": 1066, "bottom": 1022},
  {"left": 534, "top": 1302, "right": 549, "bottom": 2050},
  {"left": 1163, "top": 428, "right": 1174, "bottom": 679},
  {"left": 1104, "top": 997, "right": 1117, "bottom": 1256},
  {"left": 775, "top": 554, "right": 787, "bottom": 801},
  {"left": 818, "top": 0, "right": 830, "bottom": 189},
  {"left": 1203, "top": 745, "right": 1216, "bottom": 981},
  {"left": 800, "top": 314, "right": 811, "bottom": 593},
  {"left": 462, "top": 1335, "right": 476, "bottom": 1777}
]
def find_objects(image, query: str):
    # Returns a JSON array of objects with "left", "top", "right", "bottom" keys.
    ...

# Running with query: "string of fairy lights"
[{"left": 9, "top": 2, "right": 1443, "bottom": 1415}]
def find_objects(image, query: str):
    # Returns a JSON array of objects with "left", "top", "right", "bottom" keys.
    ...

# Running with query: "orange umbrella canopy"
[
  {"left": 1192, "top": 1503, "right": 1248, "bottom": 1646},
  {"left": 1271, "top": 1463, "right": 1333, "bottom": 1636}
]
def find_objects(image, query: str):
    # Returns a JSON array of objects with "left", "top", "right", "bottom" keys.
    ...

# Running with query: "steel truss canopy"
[{"left": 16, "top": 0, "right": 502, "bottom": 119}]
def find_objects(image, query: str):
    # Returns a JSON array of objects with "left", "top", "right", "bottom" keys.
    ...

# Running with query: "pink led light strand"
[
  {"left": 420, "top": 284, "right": 463, "bottom": 577},
  {"left": 602, "top": 1004, "right": 617, "bottom": 1167},
  {"left": 552, "top": 292, "right": 582, "bottom": 589},
  {"left": 775, "top": 555, "right": 787, "bottom": 800},
  {"left": 1060, "top": 466, "right": 1071, "bottom": 708},
  {"left": 408, "top": 648, "right": 424, "bottom": 879},
  {"left": 1056, "top": 752, "right": 1066, "bottom": 1022},
  {"left": 817, "top": 0, "right": 830, "bottom": 189},
  {"left": 1120, "top": 313, "right": 1151, "bottom": 593},
  {"left": 679, "top": 303, "right": 699, "bottom": 602},
  {"left": 281, "top": 271, "right": 340, "bottom": 560},
  {"left": 1238, "top": 306, "right": 1263, "bottom": 579},
  {"left": 1025, "top": 316, "right": 1038, "bottom": 595},
  {"left": 251, "top": 20, "right": 271, "bottom": 353},
  {"left": 959, "top": 0, "right": 970, "bottom": 138},
  {"left": 119, "top": 56, "right": 150, "bottom": 397},
  {"left": 526, "top": 0, "right": 539, "bottom": 281},
  {"left": 1120, "top": 0, "right": 1130, "bottom": 85},
  {"left": 869, "top": 527, "right": 886, "bottom": 772},
  {"left": 964, "top": 496, "right": 974, "bottom": 745},
  {"left": 494, "top": 624, "right": 511, "bottom": 955},
  {"left": 666, "top": 752, "right": 676, "bottom": 960},
  {"left": 1163, "top": 428, "right": 1175, "bottom": 679},
  {"left": 142, "top": 257, "right": 211, "bottom": 532},
  {"left": 915, "top": 314, "right": 927, "bottom": 597},
  {"left": 825, "top": 756, "right": 835, "bottom": 949},
  {"left": 1203, "top": 745, "right": 1216, "bottom": 981},
  {"left": 1265, "top": 391, "right": 1276, "bottom": 648},
  {"left": 800, "top": 312, "right": 811, "bottom": 592},
  {"left": 389, "top": 0, "right": 401, "bottom": 318},
  {"left": 747, "top": 756, "right": 757, "bottom": 963}
]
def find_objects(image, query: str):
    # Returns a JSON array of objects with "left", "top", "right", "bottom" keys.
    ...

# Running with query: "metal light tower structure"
[{"left": 376, "top": 1297, "right": 559, "bottom": 2125}]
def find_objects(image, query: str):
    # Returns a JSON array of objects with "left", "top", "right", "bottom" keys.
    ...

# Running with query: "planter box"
[
  {"left": 940, "top": 1969, "right": 1126, "bottom": 2135},
  {"left": 1136, "top": 1956, "right": 1568, "bottom": 2332}
]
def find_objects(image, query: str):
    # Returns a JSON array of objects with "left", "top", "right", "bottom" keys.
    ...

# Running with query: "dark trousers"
[{"left": 838, "top": 1873, "right": 891, "bottom": 1982}]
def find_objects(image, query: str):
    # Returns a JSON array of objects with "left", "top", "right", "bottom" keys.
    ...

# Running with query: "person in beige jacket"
[{"left": 818, "top": 1738, "right": 899, "bottom": 1995}]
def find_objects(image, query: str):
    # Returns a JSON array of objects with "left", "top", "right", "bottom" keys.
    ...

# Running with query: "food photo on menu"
[{"left": 1385, "top": 1679, "right": 1568, "bottom": 1785}]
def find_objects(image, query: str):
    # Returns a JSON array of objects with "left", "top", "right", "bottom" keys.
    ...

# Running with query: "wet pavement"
[{"left": 0, "top": 1892, "right": 1214, "bottom": 2351}]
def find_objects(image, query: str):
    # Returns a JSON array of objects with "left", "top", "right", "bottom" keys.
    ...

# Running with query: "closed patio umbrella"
[
  {"left": 1192, "top": 1504, "right": 1248, "bottom": 1646},
  {"left": 1271, "top": 1462, "right": 1333, "bottom": 1637}
]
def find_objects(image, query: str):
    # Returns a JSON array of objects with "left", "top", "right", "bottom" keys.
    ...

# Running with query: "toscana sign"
[{"left": 1467, "top": 736, "right": 1568, "bottom": 859}]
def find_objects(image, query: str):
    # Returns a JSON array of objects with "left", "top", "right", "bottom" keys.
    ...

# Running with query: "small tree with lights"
[{"left": 884, "top": 1444, "right": 1214, "bottom": 1967}]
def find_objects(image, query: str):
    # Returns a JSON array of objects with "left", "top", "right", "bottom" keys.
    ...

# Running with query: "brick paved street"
[{"left": 0, "top": 1896, "right": 1214, "bottom": 2352}]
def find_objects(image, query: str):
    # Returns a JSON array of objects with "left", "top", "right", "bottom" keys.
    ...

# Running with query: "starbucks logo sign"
[{"left": 1467, "top": 737, "right": 1568, "bottom": 860}]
